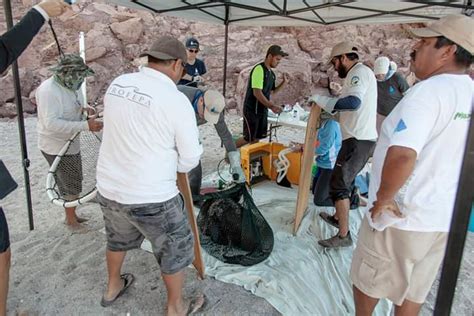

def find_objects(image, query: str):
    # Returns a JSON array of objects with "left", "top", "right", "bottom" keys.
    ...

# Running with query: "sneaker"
[
  {"left": 319, "top": 212, "right": 340, "bottom": 229},
  {"left": 318, "top": 232, "right": 353, "bottom": 248}
]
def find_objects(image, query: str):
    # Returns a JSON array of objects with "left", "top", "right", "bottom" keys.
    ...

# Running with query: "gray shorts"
[
  {"left": 97, "top": 192, "right": 194, "bottom": 275},
  {"left": 42, "top": 151, "right": 83, "bottom": 199}
]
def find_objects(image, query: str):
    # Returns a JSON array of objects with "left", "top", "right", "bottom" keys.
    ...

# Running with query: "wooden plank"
[
  {"left": 293, "top": 105, "right": 321, "bottom": 235},
  {"left": 177, "top": 172, "right": 205, "bottom": 279}
]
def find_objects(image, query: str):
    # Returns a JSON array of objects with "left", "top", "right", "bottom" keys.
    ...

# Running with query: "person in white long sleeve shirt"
[
  {"left": 36, "top": 54, "right": 102, "bottom": 229},
  {"left": 95, "top": 36, "right": 205, "bottom": 313}
]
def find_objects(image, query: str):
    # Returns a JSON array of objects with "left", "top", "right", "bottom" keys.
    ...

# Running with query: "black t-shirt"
[
  {"left": 243, "top": 62, "right": 276, "bottom": 115},
  {"left": 377, "top": 72, "right": 410, "bottom": 116},
  {"left": 178, "top": 58, "right": 207, "bottom": 87}
]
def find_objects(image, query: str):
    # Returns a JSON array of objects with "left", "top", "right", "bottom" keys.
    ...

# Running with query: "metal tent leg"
[{"left": 3, "top": 0, "right": 34, "bottom": 230}]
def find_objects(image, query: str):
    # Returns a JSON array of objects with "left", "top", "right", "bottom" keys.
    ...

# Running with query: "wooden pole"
[
  {"left": 177, "top": 172, "right": 205, "bottom": 279},
  {"left": 293, "top": 105, "right": 320, "bottom": 235}
]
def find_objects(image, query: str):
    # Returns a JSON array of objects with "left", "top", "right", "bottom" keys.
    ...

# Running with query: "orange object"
[{"left": 240, "top": 142, "right": 302, "bottom": 185}]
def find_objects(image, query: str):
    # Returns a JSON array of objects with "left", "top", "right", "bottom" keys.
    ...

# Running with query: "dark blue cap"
[{"left": 185, "top": 37, "right": 200, "bottom": 49}]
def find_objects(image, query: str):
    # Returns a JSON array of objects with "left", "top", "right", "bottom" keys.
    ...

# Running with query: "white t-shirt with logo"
[
  {"left": 96, "top": 67, "right": 203, "bottom": 204},
  {"left": 338, "top": 62, "right": 378, "bottom": 141},
  {"left": 368, "top": 74, "right": 473, "bottom": 232}
]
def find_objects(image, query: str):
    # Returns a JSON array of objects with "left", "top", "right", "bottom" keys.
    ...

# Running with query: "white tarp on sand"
[{"left": 143, "top": 177, "right": 392, "bottom": 315}]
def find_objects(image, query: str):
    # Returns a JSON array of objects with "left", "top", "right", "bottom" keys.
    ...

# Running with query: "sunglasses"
[{"left": 188, "top": 49, "right": 199, "bottom": 53}]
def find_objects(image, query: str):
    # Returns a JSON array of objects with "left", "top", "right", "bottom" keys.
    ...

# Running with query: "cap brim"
[
  {"left": 280, "top": 52, "right": 289, "bottom": 57},
  {"left": 139, "top": 51, "right": 177, "bottom": 60},
  {"left": 204, "top": 108, "right": 220, "bottom": 124},
  {"left": 409, "top": 27, "right": 442, "bottom": 38}
]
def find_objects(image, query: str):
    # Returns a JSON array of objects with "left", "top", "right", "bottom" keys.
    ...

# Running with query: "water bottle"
[{"left": 292, "top": 109, "right": 300, "bottom": 121}]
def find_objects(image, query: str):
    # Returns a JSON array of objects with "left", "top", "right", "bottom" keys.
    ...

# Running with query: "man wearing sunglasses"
[{"left": 178, "top": 37, "right": 207, "bottom": 87}]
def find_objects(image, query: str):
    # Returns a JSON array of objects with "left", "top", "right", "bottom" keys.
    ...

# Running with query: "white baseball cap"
[
  {"left": 203, "top": 90, "right": 225, "bottom": 124},
  {"left": 374, "top": 56, "right": 390, "bottom": 75},
  {"left": 328, "top": 41, "right": 359, "bottom": 63}
]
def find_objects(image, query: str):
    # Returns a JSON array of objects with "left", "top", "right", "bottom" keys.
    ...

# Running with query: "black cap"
[
  {"left": 185, "top": 37, "right": 200, "bottom": 49},
  {"left": 266, "top": 45, "right": 289, "bottom": 57}
]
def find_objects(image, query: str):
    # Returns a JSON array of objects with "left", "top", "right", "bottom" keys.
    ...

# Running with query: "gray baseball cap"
[{"left": 140, "top": 36, "right": 187, "bottom": 63}]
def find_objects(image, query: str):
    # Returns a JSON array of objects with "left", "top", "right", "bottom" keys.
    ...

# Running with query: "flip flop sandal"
[
  {"left": 186, "top": 294, "right": 207, "bottom": 315},
  {"left": 100, "top": 273, "right": 135, "bottom": 307},
  {"left": 319, "top": 212, "right": 340, "bottom": 229}
]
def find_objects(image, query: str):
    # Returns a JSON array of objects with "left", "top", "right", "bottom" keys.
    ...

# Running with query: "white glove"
[
  {"left": 38, "top": 0, "right": 69, "bottom": 18},
  {"left": 228, "top": 151, "right": 246, "bottom": 183},
  {"left": 192, "top": 75, "right": 202, "bottom": 83},
  {"left": 308, "top": 94, "right": 337, "bottom": 113}
]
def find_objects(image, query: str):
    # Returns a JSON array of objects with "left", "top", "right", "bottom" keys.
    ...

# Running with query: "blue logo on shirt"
[
  {"left": 389, "top": 86, "right": 395, "bottom": 94},
  {"left": 394, "top": 119, "right": 407, "bottom": 133}
]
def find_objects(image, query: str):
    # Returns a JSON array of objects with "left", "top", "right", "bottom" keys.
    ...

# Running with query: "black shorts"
[
  {"left": 330, "top": 138, "right": 375, "bottom": 202},
  {"left": 243, "top": 107, "right": 268, "bottom": 142},
  {"left": 0, "top": 207, "right": 10, "bottom": 253},
  {"left": 313, "top": 167, "right": 360, "bottom": 209}
]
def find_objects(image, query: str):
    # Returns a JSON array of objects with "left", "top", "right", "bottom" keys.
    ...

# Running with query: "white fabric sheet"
[{"left": 142, "top": 178, "right": 393, "bottom": 315}]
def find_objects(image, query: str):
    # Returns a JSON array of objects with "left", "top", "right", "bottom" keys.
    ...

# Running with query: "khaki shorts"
[{"left": 351, "top": 216, "right": 447, "bottom": 305}]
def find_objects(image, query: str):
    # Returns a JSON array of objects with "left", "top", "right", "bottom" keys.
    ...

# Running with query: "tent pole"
[
  {"left": 223, "top": 4, "right": 229, "bottom": 97},
  {"left": 434, "top": 115, "right": 474, "bottom": 315},
  {"left": 2, "top": 0, "right": 35, "bottom": 231}
]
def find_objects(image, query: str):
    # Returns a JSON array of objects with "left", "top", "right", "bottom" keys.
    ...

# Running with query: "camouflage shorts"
[{"left": 97, "top": 192, "right": 194, "bottom": 275}]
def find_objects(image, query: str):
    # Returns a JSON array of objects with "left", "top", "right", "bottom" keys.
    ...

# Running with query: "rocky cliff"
[{"left": 0, "top": 0, "right": 436, "bottom": 118}]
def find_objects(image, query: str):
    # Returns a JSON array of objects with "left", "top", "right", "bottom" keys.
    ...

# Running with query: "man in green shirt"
[{"left": 236, "top": 45, "right": 288, "bottom": 148}]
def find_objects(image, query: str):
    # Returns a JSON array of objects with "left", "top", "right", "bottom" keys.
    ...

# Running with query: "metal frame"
[
  {"left": 122, "top": 1, "right": 473, "bottom": 94},
  {"left": 2, "top": 0, "right": 34, "bottom": 230}
]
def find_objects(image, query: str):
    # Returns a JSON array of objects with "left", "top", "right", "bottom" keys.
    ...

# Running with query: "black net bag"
[{"left": 196, "top": 184, "right": 274, "bottom": 266}]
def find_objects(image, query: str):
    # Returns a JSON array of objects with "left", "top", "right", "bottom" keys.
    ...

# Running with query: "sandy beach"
[{"left": 1, "top": 115, "right": 472, "bottom": 315}]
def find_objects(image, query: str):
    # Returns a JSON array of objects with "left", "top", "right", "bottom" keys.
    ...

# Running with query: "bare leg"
[
  {"left": 353, "top": 285, "right": 379, "bottom": 316},
  {"left": 394, "top": 299, "right": 422, "bottom": 316},
  {"left": 103, "top": 250, "right": 127, "bottom": 301},
  {"left": 163, "top": 271, "right": 186, "bottom": 316},
  {"left": 335, "top": 198, "right": 350, "bottom": 237},
  {"left": 64, "top": 206, "right": 88, "bottom": 227},
  {"left": 0, "top": 248, "right": 11, "bottom": 316}
]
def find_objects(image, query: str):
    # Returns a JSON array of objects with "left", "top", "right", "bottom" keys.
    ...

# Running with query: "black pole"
[
  {"left": 222, "top": 4, "right": 229, "bottom": 97},
  {"left": 2, "top": 0, "right": 35, "bottom": 230},
  {"left": 434, "top": 114, "right": 474, "bottom": 315}
]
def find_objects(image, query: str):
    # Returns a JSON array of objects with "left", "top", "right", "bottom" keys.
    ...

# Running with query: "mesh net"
[
  {"left": 197, "top": 184, "right": 274, "bottom": 266},
  {"left": 49, "top": 131, "right": 102, "bottom": 202}
]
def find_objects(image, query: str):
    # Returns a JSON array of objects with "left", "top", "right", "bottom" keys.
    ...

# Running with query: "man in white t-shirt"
[
  {"left": 351, "top": 15, "right": 474, "bottom": 315},
  {"left": 96, "top": 36, "right": 205, "bottom": 313},
  {"left": 309, "top": 42, "right": 378, "bottom": 248}
]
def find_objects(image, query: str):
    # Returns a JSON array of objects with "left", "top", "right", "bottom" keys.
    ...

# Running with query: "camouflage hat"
[{"left": 50, "top": 54, "right": 94, "bottom": 77}]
